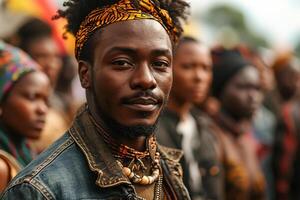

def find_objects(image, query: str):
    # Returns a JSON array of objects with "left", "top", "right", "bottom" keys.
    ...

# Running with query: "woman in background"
[{"left": 0, "top": 41, "right": 50, "bottom": 192}]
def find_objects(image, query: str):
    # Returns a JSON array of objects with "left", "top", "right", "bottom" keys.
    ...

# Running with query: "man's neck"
[
  {"left": 116, "top": 135, "right": 147, "bottom": 152},
  {"left": 88, "top": 104, "right": 148, "bottom": 152}
]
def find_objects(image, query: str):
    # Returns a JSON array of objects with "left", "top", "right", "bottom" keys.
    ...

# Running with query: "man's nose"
[{"left": 130, "top": 63, "right": 157, "bottom": 90}]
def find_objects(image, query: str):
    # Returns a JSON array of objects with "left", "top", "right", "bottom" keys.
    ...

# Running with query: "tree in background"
[{"left": 203, "top": 4, "right": 269, "bottom": 48}]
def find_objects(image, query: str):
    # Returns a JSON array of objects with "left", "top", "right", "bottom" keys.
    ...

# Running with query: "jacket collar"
[
  {"left": 68, "top": 105, "right": 184, "bottom": 188},
  {"left": 69, "top": 105, "right": 130, "bottom": 188}
]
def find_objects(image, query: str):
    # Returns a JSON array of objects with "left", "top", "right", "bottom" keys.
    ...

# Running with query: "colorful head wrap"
[
  {"left": 0, "top": 41, "right": 39, "bottom": 102},
  {"left": 75, "top": 0, "right": 177, "bottom": 60}
]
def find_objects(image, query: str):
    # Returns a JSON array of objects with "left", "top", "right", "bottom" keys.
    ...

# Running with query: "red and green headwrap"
[{"left": 0, "top": 41, "right": 40, "bottom": 102}]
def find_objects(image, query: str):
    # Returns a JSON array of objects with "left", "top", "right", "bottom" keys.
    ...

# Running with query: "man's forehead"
[
  {"left": 104, "top": 46, "right": 172, "bottom": 57},
  {"left": 97, "top": 19, "right": 172, "bottom": 48},
  {"left": 91, "top": 20, "right": 172, "bottom": 55}
]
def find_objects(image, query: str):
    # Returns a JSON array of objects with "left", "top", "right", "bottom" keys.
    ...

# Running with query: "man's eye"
[
  {"left": 112, "top": 60, "right": 133, "bottom": 68},
  {"left": 152, "top": 61, "right": 170, "bottom": 69}
]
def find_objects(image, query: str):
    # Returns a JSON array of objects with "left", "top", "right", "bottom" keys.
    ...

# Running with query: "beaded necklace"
[{"left": 88, "top": 113, "right": 163, "bottom": 187}]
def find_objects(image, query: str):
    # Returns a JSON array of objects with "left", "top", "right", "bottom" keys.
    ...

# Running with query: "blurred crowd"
[{"left": 0, "top": 1, "right": 300, "bottom": 200}]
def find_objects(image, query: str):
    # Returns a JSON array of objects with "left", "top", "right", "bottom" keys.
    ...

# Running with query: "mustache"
[{"left": 121, "top": 90, "right": 162, "bottom": 104}]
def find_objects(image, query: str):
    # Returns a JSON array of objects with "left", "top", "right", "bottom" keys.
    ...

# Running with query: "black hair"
[
  {"left": 178, "top": 36, "right": 198, "bottom": 44},
  {"left": 54, "top": 0, "right": 190, "bottom": 62},
  {"left": 16, "top": 18, "right": 53, "bottom": 52},
  {"left": 211, "top": 48, "right": 253, "bottom": 98},
  {"left": 175, "top": 36, "right": 199, "bottom": 53}
]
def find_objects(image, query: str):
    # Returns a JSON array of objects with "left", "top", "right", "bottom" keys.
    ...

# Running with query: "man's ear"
[{"left": 78, "top": 60, "right": 91, "bottom": 89}]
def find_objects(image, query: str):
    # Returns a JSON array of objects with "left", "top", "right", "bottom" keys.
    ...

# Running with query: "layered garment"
[{"left": 1, "top": 105, "right": 190, "bottom": 200}]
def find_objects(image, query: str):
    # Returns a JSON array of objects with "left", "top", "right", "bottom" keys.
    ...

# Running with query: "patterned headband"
[{"left": 75, "top": 0, "right": 178, "bottom": 60}]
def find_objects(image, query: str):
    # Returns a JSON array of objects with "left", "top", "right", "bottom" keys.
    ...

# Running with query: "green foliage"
[{"left": 203, "top": 4, "right": 269, "bottom": 48}]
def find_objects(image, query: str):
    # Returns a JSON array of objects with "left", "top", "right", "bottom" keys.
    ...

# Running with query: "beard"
[
  {"left": 101, "top": 112, "right": 159, "bottom": 139},
  {"left": 90, "top": 87, "right": 162, "bottom": 139}
]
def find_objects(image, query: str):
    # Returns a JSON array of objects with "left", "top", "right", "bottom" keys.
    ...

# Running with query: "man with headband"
[{"left": 1, "top": 0, "right": 190, "bottom": 199}]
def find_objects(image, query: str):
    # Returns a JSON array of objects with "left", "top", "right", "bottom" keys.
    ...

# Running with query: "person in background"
[
  {"left": 271, "top": 53, "right": 300, "bottom": 200},
  {"left": 1, "top": 0, "right": 191, "bottom": 199},
  {"left": 157, "top": 36, "right": 224, "bottom": 200},
  {"left": 13, "top": 18, "right": 62, "bottom": 88},
  {"left": 0, "top": 41, "right": 50, "bottom": 192},
  {"left": 211, "top": 47, "right": 266, "bottom": 200},
  {"left": 238, "top": 45, "right": 276, "bottom": 200},
  {"left": 8, "top": 18, "right": 68, "bottom": 152}
]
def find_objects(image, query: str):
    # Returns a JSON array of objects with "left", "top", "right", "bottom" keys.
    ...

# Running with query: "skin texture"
[
  {"left": 26, "top": 37, "right": 62, "bottom": 87},
  {"left": 220, "top": 66, "right": 263, "bottom": 120},
  {"left": 0, "top": 158, "right": 9, "bottom": 192},
  {"left": 168, "top": 41, "right": 212, "bottom": 118},
  {"left": 1, "top": 71, "right": 51, "bottom": 139},
  {"left": 78, "top": 19, "right": 172, "bottom": 150}
]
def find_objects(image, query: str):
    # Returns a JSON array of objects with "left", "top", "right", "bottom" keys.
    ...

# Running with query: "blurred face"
[
  {"left": 80, "top": 19, "right": 172, "bottom": 136},
  {"left": 275, "top": 66, "right": 300, "bottom": 101},
  {"left": 1, "top": 71, "right": 50, "bottom": 139},
  {"left": 253, "top": 56, "right": 274, "bottom": 92},
  {"left": 27, "top": 37, "right": 62, "bottom": 86},
  {"left": 221, "top": 66, "right": 263, "bottom": 120},
  {"left": 172, "top": 42, "right": 212, "bottom": 105}
]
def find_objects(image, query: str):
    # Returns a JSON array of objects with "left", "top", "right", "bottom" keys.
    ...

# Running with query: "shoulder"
[
  {"left": 1, "top": 182, "right": 49, "bottom": 200},
  {"left": 0, "top": 150, "right": 22, "bottom": 192},
  {"left": 0, "top": 157, "right": 9, "bottom": 192},
  {"left": 1, "top": 133, "right": 80, "bottom": 199}
]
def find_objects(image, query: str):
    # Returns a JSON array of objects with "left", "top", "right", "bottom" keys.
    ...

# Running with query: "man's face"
[
  {"left": 82, "top": 19, "right": 172, "bottom": 129},
  {"left": 276, "top": 65, "right": 300, "bottom": 101},
  {"left": 172, "top": 42, "right": 212, "bottom": 105},
  {"left": 27, "top": 37, "right": 62, "bottom": 87},
  {"left": 221, "top": 66, "right": 263, "bottom": 119}
]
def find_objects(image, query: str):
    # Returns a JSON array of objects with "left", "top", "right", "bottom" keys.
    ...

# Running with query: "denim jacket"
[{"left": 1, "top": 106, "right": 190, "bottom": 200}]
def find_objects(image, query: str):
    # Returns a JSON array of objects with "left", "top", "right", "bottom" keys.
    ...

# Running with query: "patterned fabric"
[
  {"left": 0, "top": 126, "right": 33, "bottom": 167},
  {"left": 0, "top": 41, "right": 39, "bottom": 102},
  {"left": 214, "top": 112, "right": 266, "bottom": 200},
  {"left": 224, "top": 159, "right": 266, "bottom": 200},
  {"left": 75, "top": 0, "right": 177, "bottom": 59},
  {"left": 274, "top": 103, "right": 299, "bottom": 200}
]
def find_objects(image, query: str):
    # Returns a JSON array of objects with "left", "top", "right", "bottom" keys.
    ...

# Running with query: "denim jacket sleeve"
[{"left": 1, "top": 182, "right": 53, "bottom": 200}]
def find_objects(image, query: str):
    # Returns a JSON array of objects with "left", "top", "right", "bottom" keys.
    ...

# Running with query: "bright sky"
[
  {"left": 54, "top": 0, "right": 300, "bottom": 48},
  {"left": 188, "top": 0, "right": 300, "bottom": 48}
]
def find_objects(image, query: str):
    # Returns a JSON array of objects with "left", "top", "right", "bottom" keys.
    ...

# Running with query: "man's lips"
[{"left": 123, "top": 97, "right": 160, "bottom": 112}]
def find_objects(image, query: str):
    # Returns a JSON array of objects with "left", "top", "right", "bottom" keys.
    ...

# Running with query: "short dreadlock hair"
[{"left": 54, "top": 0, "right": 189, "bottom": 62}]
